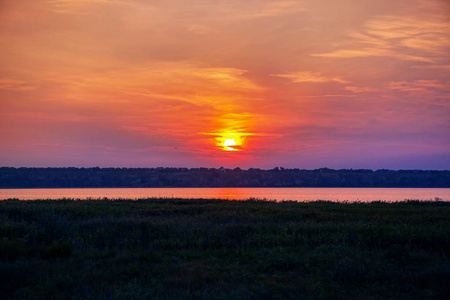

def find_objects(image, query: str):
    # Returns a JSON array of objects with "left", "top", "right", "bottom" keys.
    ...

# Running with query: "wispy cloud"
[
  {"left": 46, "top": 0, "right": 113, "bottom": 13},
  {"left": 312, "top": 15, "right": 450, "bottom": 64},
  {"left": 344, "top": 86, "right": 378, "bottom": 93},
  {"left": 197, "top": 1, "right": 307, "bottom": 20},
  {"left": 66, "top": 62, "right": 264, "bottom": 108},
  {"left": 0, "top": 78, "right": 36, "bottom": 91},
  {"left": 411, "top": 65, "right": 450, "bottom": 70},
  {"left": 271, "top": 71, "right": 348, "bottom": 84},
  {"left": 246, "top": 1, "right": 307, "bottom": 19},
  {"left": 389, "top": 80, "right": 450, "bottom": 94}
]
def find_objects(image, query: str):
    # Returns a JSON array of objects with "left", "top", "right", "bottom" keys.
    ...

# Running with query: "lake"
[{"left": 1, "top": 187, "right": 449, "bottom": 202}]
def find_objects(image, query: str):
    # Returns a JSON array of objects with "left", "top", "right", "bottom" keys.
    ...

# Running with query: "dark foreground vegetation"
[
  {"left": 1, "top": 167, "right": 450, "bottom": 187},
  {"left": 1, "top": 198, "right": 449, "bottom": 299}
]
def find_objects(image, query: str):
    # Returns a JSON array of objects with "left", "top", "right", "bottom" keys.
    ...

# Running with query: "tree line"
[{"left": 1, "top": 167, "right": 449, "bottom": 188}]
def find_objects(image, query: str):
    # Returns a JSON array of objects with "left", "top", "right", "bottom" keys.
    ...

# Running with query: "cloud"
[
  {"left": 245, "top": 1, "right": 307, "bottom": 19},
  {"left": 313, "top": 49, "right": 433, "bottom": 63},
  {"left": 66, "top": 62, "right": 264, "bottom": 108},
  {"left": 411, "top": 65, "right": 450, "bottom": 70},
  {"left": 312, "top": 15, "right": 450, "bottom": 64},
  {"left": 271, "top": 71, "right": 348, "bottom": 84},
  {"left": 47, "top": 61, "right": 266, "bottom": 153},
  {"left": 46, "top": 0, "right": 306, "bottom": 20},
  {"left": 46, "top": 0, "right": 116, "bottom": 13},
  {"left": 184, "top": 0, "right": 307, "bottom": 20},
  {"left": 388, "top": 80, "right": 450, "bottom": 94},
  {"left": 0, "top": 78, "right": 36, "bottom": 91},
  {"left": 344, "top": 86, "right": 378, "bottom": 93}
]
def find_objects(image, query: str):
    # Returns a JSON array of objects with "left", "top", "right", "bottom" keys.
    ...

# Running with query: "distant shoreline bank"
[{"left": 1, "top": 167, "right": 450, "bottom": 188}]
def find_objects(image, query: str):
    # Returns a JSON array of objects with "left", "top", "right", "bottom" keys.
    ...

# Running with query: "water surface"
[{"left": 1, "top": 188, "right": 449, "bottom": 202}]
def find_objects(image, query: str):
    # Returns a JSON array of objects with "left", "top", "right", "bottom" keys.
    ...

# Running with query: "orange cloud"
[{"left": 272, "top": 72, "right": 348, "bottom": 84}]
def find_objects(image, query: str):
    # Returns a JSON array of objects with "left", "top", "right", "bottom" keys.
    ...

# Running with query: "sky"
[{"left": 1, "top": 0, "right": 449, "bottom": 170}]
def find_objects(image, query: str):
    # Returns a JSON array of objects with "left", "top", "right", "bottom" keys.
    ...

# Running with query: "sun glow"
[{"left": 215, "top": 134, "right": 245, "bottom": 151}]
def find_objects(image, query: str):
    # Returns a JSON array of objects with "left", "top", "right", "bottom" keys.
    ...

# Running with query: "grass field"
[{"left": 1, "top": 198, "right": 449, "bottom": 299}]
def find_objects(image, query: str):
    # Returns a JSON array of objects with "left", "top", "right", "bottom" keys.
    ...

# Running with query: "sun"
[
  {"left": 223, "top": 138, "right": 237, "bottom": 151},
  {"left": 215, "top": 134, "right": 243, "bottom": 151},
  {"left": 208, "top": 130, "right": 255, "bottom": 152}
]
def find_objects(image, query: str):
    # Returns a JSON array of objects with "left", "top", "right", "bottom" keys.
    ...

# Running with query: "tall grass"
[{"left": 1, "top": 198, "right": 449, "bottom": 299}]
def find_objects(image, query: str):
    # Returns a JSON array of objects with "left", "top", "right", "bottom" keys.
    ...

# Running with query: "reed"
[{"left": 1, "top": 198, "right": 449, "bottom": 299}]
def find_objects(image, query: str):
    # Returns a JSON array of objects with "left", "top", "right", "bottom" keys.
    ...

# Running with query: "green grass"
[{"left": 1, "top": 198, "right": 449, "bottom": 299}]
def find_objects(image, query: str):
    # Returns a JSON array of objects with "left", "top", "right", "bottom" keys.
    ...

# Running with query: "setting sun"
[
  {"left": 223, "top": 139, "right": 238, "bottom": 151},
  {"left": 223, "top": 139, "right": 236, "bottom": 146},
  {"left": 214, "top": 133, "right": 246, "bottom": 152}
]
